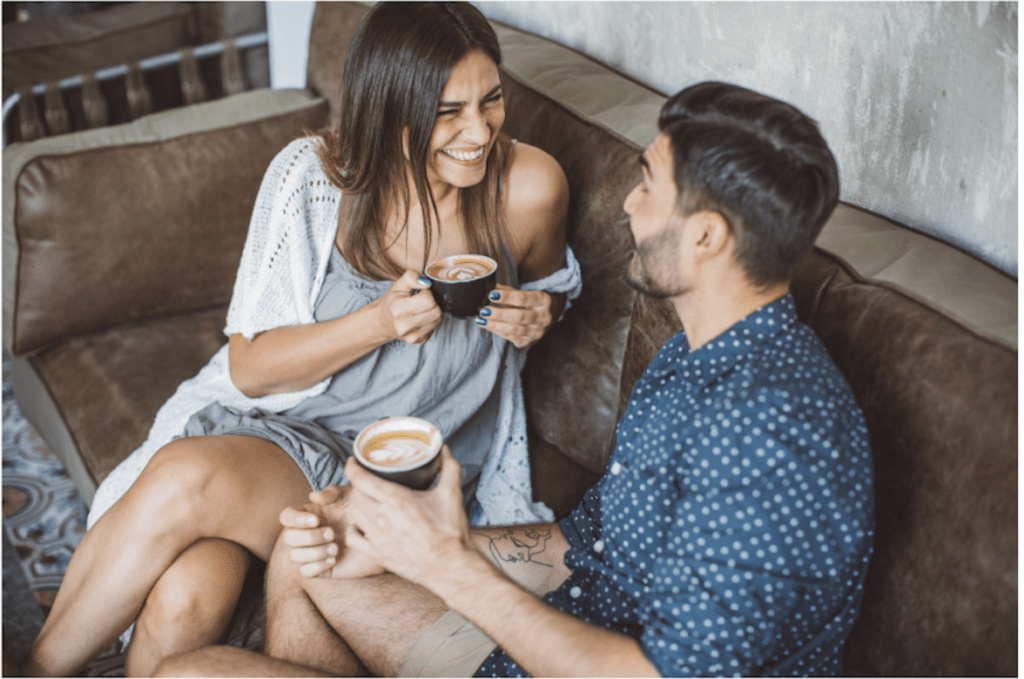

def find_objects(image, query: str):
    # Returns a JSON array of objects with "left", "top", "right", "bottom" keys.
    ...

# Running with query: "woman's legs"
[
  {"left": 24, "top": 435, "right": 311, "bottom": 677},
  {"left": 125, "top": 538, "right": 251, "bottom": 677}
]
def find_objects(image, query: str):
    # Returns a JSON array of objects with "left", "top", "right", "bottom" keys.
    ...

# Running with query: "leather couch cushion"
[
  {"left": 16, "top": 307, "right": 229, "bottom": 505},
  {"left": 817, "top": 203, "right": 1016, "bottom": 349},
  {"left": 2, "top": 2, "right": 198, "bottom": 99},
  {"left": 3, "top": 88, "right": 328, "bottom": 357},
  {"left": 494, "top": 19, "right": 671, "bottom": 475},
  {"left": 503, "top": 69, "right": 642, "bottom": 475},
  {"left": 791, "top": 248, "right": 1017, "bottom": 676}
]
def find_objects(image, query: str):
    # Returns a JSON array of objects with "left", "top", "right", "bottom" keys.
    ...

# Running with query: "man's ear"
[{"left": 689, "top": 210, "right": 733, "bottom": 262}]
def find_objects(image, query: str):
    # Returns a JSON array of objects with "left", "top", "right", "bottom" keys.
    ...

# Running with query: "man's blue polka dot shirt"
[{"left": 476, "top": 295, "right": 874, "bottom": 677}]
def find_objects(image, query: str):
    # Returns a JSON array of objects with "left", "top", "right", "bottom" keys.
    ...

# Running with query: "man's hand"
[
  {"left": 342, "top": 448, "right": 659, "bottom": 678},
  {"left": 475, "top": 285, "right": 563, "bottom": 349},
  {"left": 342, "top": 446, "right": 479, "bottom": 592},
  {"left": 279, "top": 485, "right": 385, "bottom": 580}
]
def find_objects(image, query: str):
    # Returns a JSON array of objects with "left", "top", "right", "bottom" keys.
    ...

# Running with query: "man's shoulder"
[{"left": 753, "top": 320, "right": 858, "bottom": 403}]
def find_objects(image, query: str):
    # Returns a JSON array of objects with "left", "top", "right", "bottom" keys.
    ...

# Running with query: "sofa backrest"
[
  {"left": 307, "top": 4, "right": 1017, "bottom": 674},
  {"left": 2, "top": 88, "right": 327, "bottom": 357},
  {"left": 791, "top": 223, "right": 1016, "bottom": 676}
]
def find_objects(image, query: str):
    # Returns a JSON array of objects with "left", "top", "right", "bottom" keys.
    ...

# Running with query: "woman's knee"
[
  {"left": 140, "top": 539, "right": 250, "bottom": 633},
  {"left": 133, "top": 438, "right": 236, "bottom": 525}
]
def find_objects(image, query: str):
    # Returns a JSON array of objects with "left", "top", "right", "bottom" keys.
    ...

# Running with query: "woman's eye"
[
  {"left": 484, "top": 93, "right": 502, "bottom": 105},
  {"left": 437, "top": 108, "right": 459, "bottom": 117}
]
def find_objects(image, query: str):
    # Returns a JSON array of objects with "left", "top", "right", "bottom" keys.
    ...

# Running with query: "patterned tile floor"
[
  {"left": 2, "top": 348, "right": 128, "bottom": 675},
  {"left": 1, "top": 348, "right": 266, "bottom": 676}
]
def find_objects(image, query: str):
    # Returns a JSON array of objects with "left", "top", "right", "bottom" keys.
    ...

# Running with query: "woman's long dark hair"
[{"left": 317, "top": 2, "right": 513, "bottom": 283}]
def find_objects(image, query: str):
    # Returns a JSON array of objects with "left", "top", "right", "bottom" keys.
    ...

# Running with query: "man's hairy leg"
[
  {"left": 299, "top": 573, "right": 450, "bottom": 677},
  {"left": 155, "top": 645, "right": 332, "bottom": 678},
  {"left": 292, "top": 523, "right": 571, "bottom": 676},
  {"left": 273, "top": 472, "right": 573, "bottom": 677},
  {"left": 264, "top": 530, "right": 367, "bottom": 675}
]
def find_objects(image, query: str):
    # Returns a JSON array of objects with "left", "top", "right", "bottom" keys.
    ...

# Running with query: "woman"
[{"left": 24, "top": 3, "right": 580, "bottom": 676}]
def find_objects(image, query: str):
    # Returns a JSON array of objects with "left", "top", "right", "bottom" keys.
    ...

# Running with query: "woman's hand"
[
  {"left": 279, "top": 485, "right": 386, "bottom": 580},
  {"left": 228, "top": 270, "right": 443, "bottom": 398},
  {"left": 373, "top": 270, "right": 444, "bottom": 345},
  {"left": 474, "top": 284, "right": 565, "bottom": 349}
]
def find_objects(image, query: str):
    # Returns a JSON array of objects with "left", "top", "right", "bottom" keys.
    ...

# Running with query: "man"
[{"left": 157, "top": 81, "right": 874, "bottom": 678}]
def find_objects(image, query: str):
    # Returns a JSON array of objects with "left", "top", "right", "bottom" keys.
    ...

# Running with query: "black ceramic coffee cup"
[
  {"left": 353, "top": 416, "right": 443, "bottom": 490},
  {"left": 425, "top": 254, "right": 498, "bottom": 317}
]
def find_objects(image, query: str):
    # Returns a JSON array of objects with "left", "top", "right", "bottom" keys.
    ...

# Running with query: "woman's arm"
[
  {"left": 225, "top": 140, "right": 446, "bottom": 398},
  {"left": 229, "top": 271, "right": 442, "bottom": 398},
  {"left": 477, "top": 142, "right": 570, "bottom": 348}
]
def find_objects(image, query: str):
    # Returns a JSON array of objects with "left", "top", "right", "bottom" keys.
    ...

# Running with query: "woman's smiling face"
[{"left": 424, "top": 49, "right": 505, "bottom": 192}]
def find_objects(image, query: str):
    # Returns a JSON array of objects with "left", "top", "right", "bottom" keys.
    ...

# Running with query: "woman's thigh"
[{"left": 135, "top": 434, "right": 313, "bottom": 560}]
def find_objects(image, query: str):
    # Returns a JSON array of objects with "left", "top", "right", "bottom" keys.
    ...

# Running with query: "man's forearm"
[
  {"left": 468, "top": 523, "right": 572, "bottom": 596},
  {"left": 433, "top": 545, "right": 659, "bottom": 678}
]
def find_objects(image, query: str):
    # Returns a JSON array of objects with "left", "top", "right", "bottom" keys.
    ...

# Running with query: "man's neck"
[{"left": 671, "top": 276, "right": 789, "bottom": 351}]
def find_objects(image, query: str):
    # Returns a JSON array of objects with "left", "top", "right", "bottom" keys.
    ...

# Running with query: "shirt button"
[
  {"left": 570, "top": 586, "right": 582, "bottom": 598},
  {"left": 611, "top": 462, "right": 621, "bottom": 475},
  {"left": 593, "top": 540, "right": 604, "bottom": 553}
]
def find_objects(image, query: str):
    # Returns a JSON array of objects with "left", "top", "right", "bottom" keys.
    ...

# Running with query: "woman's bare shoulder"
[
  {"left": 502, "top": 141, "right": 569, "bottom": 278},
  {"left": 504, "top": 142, "right": 568, "bottom": 214}
]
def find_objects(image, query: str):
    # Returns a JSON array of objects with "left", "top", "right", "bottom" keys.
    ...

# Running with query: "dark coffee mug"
[
  {"left": 353, "top": 416, "right": 443, "bottom": 490},
  {"left": 425, "top": 254, "right": 497, "bottom": 317}
]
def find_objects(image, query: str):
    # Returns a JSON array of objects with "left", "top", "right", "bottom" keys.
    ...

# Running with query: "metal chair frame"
[{"left": 1, "top": 30, "right": 269, "bottom": 149}]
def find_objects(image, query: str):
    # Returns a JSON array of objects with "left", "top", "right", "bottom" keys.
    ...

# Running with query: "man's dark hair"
[{"left": 659, "top": 81, "right": 840, "bottom": 287}]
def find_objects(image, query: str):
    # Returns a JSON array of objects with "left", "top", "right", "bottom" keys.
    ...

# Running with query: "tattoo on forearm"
[{"left": 473, "top": 527, "right": 555, "bottom": 574}]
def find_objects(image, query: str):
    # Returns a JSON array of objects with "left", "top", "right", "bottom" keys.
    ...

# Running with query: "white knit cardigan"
[{"left": 88, "top": 137, "right": 582, "bottom": 529}]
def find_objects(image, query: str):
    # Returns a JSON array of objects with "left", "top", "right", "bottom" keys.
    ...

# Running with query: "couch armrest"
[{"left": 3, "top": 87, "right": 328, "bottom": 356}]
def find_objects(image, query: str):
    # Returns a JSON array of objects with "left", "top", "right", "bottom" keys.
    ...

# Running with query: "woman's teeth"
[{"left": 442, "top": 148, "right": 484, "bottom": 161}]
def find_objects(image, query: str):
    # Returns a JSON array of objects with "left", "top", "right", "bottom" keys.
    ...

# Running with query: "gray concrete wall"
[{"left": 478, "top": 2, "right": 1018, "bottom": 277}]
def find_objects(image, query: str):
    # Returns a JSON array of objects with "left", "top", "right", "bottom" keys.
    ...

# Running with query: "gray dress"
[{"left": 181, "top": 243, "right": 519, "bottom": 511}]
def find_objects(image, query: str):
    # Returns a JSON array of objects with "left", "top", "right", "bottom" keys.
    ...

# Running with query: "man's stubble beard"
[{"left": 624, "top": 223, "right": 687, "bottom": 300}]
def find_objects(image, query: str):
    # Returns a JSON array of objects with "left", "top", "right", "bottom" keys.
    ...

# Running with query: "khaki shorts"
[
  {"left": 397, "top": 551, "right": 562, "bottom": 677},
  {"left": 397, "top": 610, "right": 498, "bottom": 677}
]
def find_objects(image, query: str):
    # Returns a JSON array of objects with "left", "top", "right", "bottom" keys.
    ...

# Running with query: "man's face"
[{"left": 622, "top": 133, "right": 688, "bottom": 299}]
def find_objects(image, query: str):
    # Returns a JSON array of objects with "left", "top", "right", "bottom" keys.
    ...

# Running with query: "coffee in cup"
[
  {"left": 425, "top": 254, "right": 497, "bottom": 317},
  {"left": 353, "top": 416, "right": 443, "bottom": 490}
]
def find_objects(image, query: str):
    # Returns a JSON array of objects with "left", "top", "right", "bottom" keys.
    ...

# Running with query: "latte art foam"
[
  {"left": 427, "top": 256, "right": 495, "bottom": 282},
  {"left": 362, "top": 431, "right": 434, "bottom": 467}
]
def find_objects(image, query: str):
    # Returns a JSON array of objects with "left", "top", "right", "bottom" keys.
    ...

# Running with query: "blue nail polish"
[
  {"left": 417, "top": 276, "right": 431, "bottom": 286},
  {"left": 474, "top": 317, "right": 488, "bottom": 326},
  {"left": 479, "top": 307, "right": 492, "bottom": 317},
  {"left": 489, "top": 290, "right": 501, "bottom": 301}
]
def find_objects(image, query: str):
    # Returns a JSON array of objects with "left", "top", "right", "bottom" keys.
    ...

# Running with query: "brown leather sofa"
[{"left": 3, "top": 3, "right": 1016, "bottom": 675}]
